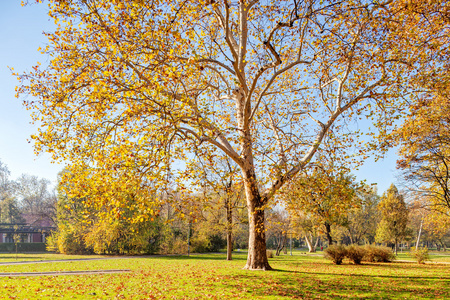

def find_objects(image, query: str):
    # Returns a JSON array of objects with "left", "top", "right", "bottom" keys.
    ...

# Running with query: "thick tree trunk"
[
  {"left": 324, "top": 222, "right": 333, "bottom": 245},
  {"left": 236, "top": 86, "right": 271, "bottom": 270},
  {"left": 245, "top": 207, "right": 271, "bottom": 269},
  {"left": 226, "top": 198, "right": 233, "bottom": 261},
  {"left": 243, "top": 186, "right": 271, "bottom": 270}
]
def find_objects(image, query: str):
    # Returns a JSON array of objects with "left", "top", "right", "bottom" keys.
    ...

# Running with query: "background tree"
[
  {"left": 0, "top": 161, "right": 23, "bottom": 224},
  {"left": 283, "top": 162, "right": 362, "bottom": 246},
  {"left": 344, "top": 186, "right": 380, "bottom": 245},
  {"left": 290, "top": 212, "right": 320, "bottom": 252},
  {"left": 266, "top": 209, "right": 290, "bottom": 256},
  {"left": 423, "top": 211, "right": 450, "bottom": 251},
  {"left": 16, "top": 0, "right": 449, "bottom": 269},
  {"left": 376, "top": 184, "right": 408, "bottom": 255},
  {"left": 394, "top": 94, "right": 450, "bottom": 217},
  {"left": 182, "top": 149, "right": 246, "bottom": 260},
  {"left": 48, "top": 168, "right": 168, "bottom": 254},
  {"left": 16, "top": 174, "right": 57, "bottom": 225}
]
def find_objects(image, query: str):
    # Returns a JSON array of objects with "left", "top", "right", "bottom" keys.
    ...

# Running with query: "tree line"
[{"left": 0, "top": 160, "right": 56, "bottom": 226}]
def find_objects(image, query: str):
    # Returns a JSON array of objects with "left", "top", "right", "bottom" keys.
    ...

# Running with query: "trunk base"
[{"left": 243, "top": 262, "right": 273, "bottom": 271}]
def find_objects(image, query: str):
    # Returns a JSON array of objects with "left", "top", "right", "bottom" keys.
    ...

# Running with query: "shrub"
[
  {"left": 0, "top": 243, "right": 47, "bottom": 253},
  {"left": 324, "top": 245, "right": 347, "bottom": 265},
  {"left": 266, "top": 250, "right": 274, "bottom": 258},
  {"left": 363, "top": 245, "right": 395, "bottom": 262},
  {"left": 191, "top": 235, "right": 211, "bottom": 253},
  {"left": 346, "top": 245, "right": 365, "bottom": 265},
  {"left": 410, "top": 247, "right": 429, "bottom": 264}
]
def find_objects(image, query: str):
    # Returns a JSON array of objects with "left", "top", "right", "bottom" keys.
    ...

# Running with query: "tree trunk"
[
  {"left": 324, "top": 222, "right": 333, "bottom": 245},
  {"left": 314, "top": 236, "right": 320, "bottom": 250},
  {"left": 394, "top": 239, "right": 398, "bottom": 256},
  {"left": 415, "top": 217, "right": 423, "bottom": 249},
  {"left": 237, "top": 87, "right": 271, "bottom": 270},
  {"left": 275, "top": 232, "right": 283, "bottom": 256},
  {"left": 305, "top": 234, "right": 315, "bottom": 252},
  {"left": 243, "top": 186, "right": 271, "bottom": 270},
  {"left": 226, "top": 198, "right": 233, "bottom": 261}
]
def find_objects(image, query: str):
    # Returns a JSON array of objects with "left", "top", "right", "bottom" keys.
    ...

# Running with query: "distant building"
[{"left": 0, "top": 213, "right": 55, "bottom": 244}]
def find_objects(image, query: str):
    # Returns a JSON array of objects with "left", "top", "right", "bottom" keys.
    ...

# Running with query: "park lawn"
[
  {"left": 0, "top": 252, "right": 449, "bottom": 299},
  {"left": 396, "top": 251, "right": 450, "bottom": 263},
  {"left": 0, "top": 253, "right": 107, "bottom": 263}
]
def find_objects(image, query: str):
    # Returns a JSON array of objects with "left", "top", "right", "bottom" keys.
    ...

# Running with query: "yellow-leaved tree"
[{"left": 16, "top": 0, "right": 448, "bottom": 269}]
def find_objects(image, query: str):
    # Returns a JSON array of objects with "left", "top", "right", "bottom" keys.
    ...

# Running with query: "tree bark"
[
  {"left": 324, "top": 222, "right": 333, "bottom": 245},
  {"left": 243, "top": 182, "right": 271, "bottom": 270},
  {"left": 226, "top": 199, "right": 233, "bottom": 261}
]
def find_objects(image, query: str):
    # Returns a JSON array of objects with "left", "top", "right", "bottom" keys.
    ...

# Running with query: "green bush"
[
  {"left": 363, "top": 245, "right": 395, "bottom": 262},
  {"left": 191, "top": 235, "right": 211, "bottom": 253},
  {"left": 346, "top": 245, "right": 365, "bottom": 265},
  {"left": 324, "top": 245, "right": 347, "bottom": 265},
  {"left": 410, "top": 247, "right": 429, "bottom": 264}
]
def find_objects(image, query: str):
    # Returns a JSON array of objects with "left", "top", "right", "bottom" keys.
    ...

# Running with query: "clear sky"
[{"left": 0, "top": 1, "right": 399, "bottom": 193}]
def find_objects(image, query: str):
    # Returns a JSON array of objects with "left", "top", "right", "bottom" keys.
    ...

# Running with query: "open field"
[{"left": 0, "top": 251, "right": 449, "bottom": 299}]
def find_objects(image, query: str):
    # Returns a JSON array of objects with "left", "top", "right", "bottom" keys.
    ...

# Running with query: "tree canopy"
[{"left": 16, "top": 0, "right": 449, "bottom": 269}]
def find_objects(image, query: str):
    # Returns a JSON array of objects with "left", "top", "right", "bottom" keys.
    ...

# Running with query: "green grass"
[
  {"left": 0, "top": 253, "right": 107, "bottom": 263},
  {"left": 0, "top": 252, "right": 449, "bottom": 299}
]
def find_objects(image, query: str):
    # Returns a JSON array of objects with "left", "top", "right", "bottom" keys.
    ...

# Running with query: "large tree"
[{"left": 16, "top": 0, "right": 447, "bottom": 269}]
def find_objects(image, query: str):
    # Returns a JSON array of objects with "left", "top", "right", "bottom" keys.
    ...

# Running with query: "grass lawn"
[
  {"left": 0, "top": 253, "right": 107, "bottom": 263},
  {"left": 0, "top": 251, "right": 449, "bottom": 299}
]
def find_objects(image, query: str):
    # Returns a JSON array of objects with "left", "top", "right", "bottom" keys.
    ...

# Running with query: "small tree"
[
  {"left": 284, "top": 162, "right": 362, "bottom": 246},
  {"left": 376, "top": 184, "right": 408, "bottom": 255}
]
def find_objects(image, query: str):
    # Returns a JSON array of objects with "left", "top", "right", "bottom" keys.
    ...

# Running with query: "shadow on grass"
[
  {"left": 144, "top": 253, "right": 248, "bottom": 262},
  {"left": 291, "top": 270, "right": 450, "bottom": 280},
  {"left": 218, "top": 264, "right": 449, "bottom": 299}
]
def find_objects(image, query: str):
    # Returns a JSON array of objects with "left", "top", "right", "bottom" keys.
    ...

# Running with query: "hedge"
[{"left": 0, "top": 243, "right": 47, "bottom": 253}]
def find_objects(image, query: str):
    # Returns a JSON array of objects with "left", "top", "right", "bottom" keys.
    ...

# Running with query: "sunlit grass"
[
  {"left": 0, "top": 251, "right": 449, "bottom": 299},
  {"left": 0, "top": 253, "right": 107, "bottom": 263}
]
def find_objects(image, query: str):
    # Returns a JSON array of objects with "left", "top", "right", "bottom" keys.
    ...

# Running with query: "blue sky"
[
  {"left": 0, "top": 1, "right": 61, "bottom": 184},
  {"left": 0, "top": 1, "right": 399, "bottom": 193}
]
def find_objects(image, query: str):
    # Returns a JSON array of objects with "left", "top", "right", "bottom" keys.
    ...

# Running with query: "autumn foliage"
[{"left": 15, "top": 0, "right": 450, "bottom": 269}]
